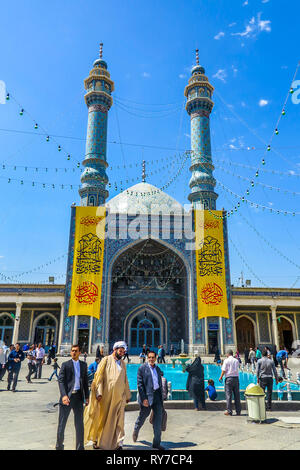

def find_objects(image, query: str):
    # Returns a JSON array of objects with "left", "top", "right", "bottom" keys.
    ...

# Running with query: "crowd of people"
[
  {"left": 0, "top": 338, "right": 294, "bottom": 450},
  {"left": 0, "top": 341, "right": 59, "bottom": 391}
]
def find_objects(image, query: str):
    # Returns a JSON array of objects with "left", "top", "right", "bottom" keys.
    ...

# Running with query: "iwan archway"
[{"left": 108, "top": 239, "right": 188, "bottom": 354}]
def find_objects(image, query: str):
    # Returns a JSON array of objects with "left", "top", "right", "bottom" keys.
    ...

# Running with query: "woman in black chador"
[{"left": 185, "top": 356, "right": 206, "bottom": 410}]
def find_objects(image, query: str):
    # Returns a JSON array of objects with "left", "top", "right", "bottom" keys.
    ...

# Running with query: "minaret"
[
  {"left": 184, "top": 50, "right": 218, "bottom": 210},
  {"left": 79, "top": 43, "right": 114, "bottom": 206}
]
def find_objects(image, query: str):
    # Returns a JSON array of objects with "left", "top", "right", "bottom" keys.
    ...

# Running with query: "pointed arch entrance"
[
  {"left": 236, "top": 316, "right": 256, "bottom": 352},
  {"left": 124, "top": 305, "right": 167, "bottom": 355}
]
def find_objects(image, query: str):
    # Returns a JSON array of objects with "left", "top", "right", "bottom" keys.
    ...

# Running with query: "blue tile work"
[
  {"left": 79, "top": 53, "right": 114, "bottom": 207},
  {"left": 223, "top": 215, "right": 234, "bottom": 345},
  {"left": 61, "top": 205, "right": 76, "bottom": 347},
  {"left": 184, "top": 64, "right": 218, "bottom": 210}
]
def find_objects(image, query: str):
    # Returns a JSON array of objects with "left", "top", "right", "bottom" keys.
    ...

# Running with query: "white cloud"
[
  {"left": 184, "top": 133, "right": 191, "bottom": 139},
  {"left": 231, "top": 12, "right": 271, "bottom": 39},
  {"left": 214, "top": 31, "right": 225, "bottom": 40},
  {"left": 213, "top": 69, "right": 227, "bottom": 82},
  {"left": 229, "top": 22, "right": 237, "bottom": 27},
  {"left": 262, "top": 0, "right": 270, "bottom": 3},
  {"left": 232, "top": 65, "right": 238, "bottom": 76},
  {"left": 141, "top": 72, "right": 151, "bottom": 78},
  {"left": 179, "top": 74, "right": 186, "bottom": 79},
  {"left": 243, "top": 0, "right": 249, "bottom": 5},
  {"left": 259, "top": 99, "right": 269, "bottom": 106},
  {"left": 289, "top": 170, "right": 296, "bottom": 175},
  {"left": 241, "top": 101, "right": 246, "bottom": 107},
  {"left": 0, "top": 256, "right": 4, "bottom": 259}
]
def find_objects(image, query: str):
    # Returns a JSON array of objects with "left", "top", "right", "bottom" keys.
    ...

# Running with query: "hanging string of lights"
[
  {"left": 5, "top": 92, "right": 82, "bottom": 167},
  {"left": 213, "top": 60, "right": 300, "bottom": 213},
  {"left": 214, "top": 157, "right": 300, "bottom": 179},
  {"left": 214, "top": 162, "right": 300, "bottom": 197},
  {"left": 0, "top": 254, "right": 68, "bottom": 283},
  {"left": 215, "top": 179, "right": 300, "bottom": 217},
  {"left": 219, "top": 185, "right": 300, "bottom": 274},
  {"left": 0, "top": 151, "right": 186, "bottom": 192},
  {"left": 228, "top": 235, "right": 269, "bottom": 288}
]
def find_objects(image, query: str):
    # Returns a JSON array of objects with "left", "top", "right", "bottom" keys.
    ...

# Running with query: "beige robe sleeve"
[
  {"left": 91, "top": 356, "right": 108, "bottom": 398},
  {"left": 124, "top": 364, "right": 131, "bottom": 401}
]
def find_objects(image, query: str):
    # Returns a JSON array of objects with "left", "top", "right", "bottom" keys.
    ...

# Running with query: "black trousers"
[
  {"left": 56, "top": 392, "right": 84, "bottom": 450},
  {"left": 26, "top": 363, "right": 36, "bottom": 382},
  {"left": 259, "top": 377, "right": 273, "bottom": 410},
  {"left": 0, "top": 364, "right": 6, "bottom": 380},
  {"left": 7, "top": 368, "right": 20, "bottom": 390},
  {"left": 225, "top": 377, "right": 241, "bottom": 415},
  {"left": 134, "top": 390, "right": 163, "bottom": 448}
]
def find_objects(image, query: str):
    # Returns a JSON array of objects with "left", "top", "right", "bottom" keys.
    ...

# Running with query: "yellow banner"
[
  {"left": 68, "top": 206, "right": 106, "bottom": 319},
  {"left": 195, "top": 210, "right": 229, "bottom": 320}
]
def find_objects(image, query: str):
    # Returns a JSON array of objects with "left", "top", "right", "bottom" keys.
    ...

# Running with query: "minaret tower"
[
  {"left": 184, "top": 50, "right": 218, "bottom": 210},
  {"left": 79, "top": 43, "right": 114, "bottom": 206}
]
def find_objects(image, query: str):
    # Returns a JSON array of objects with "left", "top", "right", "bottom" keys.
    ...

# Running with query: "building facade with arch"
[{"left": 1, "top": 50, "right": 300, "bottom": 356}]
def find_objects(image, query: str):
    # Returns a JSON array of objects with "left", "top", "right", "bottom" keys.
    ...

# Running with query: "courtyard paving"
[{"left": 1, "top": 357, "right": 300, "bottom": 450}]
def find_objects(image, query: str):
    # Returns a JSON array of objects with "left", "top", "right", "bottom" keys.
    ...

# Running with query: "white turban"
[{"left": 113, "top": 341, "right": 127, "bottom": 350}]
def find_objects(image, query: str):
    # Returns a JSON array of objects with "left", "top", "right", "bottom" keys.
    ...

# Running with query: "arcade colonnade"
[{"left": 0, "top": 285, "right": 300, "bottom": 354}]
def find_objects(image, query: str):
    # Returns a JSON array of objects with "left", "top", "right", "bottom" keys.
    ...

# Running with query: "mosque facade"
[{"left": 1, "top": 49, "right": 300, "bottom": 355}]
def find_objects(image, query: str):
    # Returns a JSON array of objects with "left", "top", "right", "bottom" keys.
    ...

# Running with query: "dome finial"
[
  {"left": 142, "top": 160, "right": 146, "bottom": 183},
  {"left": 195, "top": 48, "right": 199, "bottom": 66},
  {"left": 99, "top": 42, "right": 103, "bottom": 59}
]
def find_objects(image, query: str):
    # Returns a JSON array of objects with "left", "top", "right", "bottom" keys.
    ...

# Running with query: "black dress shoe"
[
  {"left": 152, "top": 444, "right": 165, "bottom": 450},
  {"left": 132, "top": 430, "right": 138, "bottom": 442}
]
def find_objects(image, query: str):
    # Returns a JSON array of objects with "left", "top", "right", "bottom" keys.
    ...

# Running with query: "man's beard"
[{"left": 115, "top": 352, "right": 123, "bottom": 360}]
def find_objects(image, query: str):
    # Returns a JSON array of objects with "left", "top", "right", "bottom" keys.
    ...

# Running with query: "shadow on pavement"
[{"left": 139, "top": 440, "right": 197, "bottom": 449}]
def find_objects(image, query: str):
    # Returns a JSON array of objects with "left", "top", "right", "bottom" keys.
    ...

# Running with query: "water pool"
[{"left": 126, "top": 363, "right": 300, "bottom": 392}]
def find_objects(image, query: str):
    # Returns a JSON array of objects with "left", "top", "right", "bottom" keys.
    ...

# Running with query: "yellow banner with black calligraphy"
[
  {"left": 68, "top": 206, "right": 106, "bottom": 319},
  {"left": 195, "top": 210, "right": 229, "bottom": 320}
]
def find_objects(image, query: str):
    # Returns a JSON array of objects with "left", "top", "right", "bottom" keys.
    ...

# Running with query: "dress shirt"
[
  {"left": 35, "top": 348, "right": 45, "bottom": 359},
  {"left": 221, "top": 356, "right": 239, "bottom": 378},
  {"left": 115, "top": 359, "right": 122, "bottom": 371},
  {"left": 148, "top": 363, "right": 160, "bottom": 390},
  {"left": 72, "top": 359, "right": 81, "bottom": 391}
]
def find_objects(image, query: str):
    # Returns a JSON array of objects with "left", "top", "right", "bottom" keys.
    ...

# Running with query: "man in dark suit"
[
  {"left": 56, "top": 344, "right": 89, "bottom": 451},
  {"left": 133, "top": 350, "right": 164, "bottom": 450}
]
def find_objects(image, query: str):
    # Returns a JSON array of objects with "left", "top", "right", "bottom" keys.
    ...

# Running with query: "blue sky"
[{"left": 0, "top": 0, "right": 299, "bottom": 287}]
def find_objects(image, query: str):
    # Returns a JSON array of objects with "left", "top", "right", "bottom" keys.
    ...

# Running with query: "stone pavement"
[{"left": 1, "top": 358, "right": 300, "bottom": 450}]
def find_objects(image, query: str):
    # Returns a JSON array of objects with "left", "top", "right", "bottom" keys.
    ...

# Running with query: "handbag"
[{"left": 149, "top": 408, "right": 167, "bottom": 432}]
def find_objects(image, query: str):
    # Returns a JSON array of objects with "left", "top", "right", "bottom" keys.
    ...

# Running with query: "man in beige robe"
[{"left": 84, "top": 341, "right": 131, "bottom": 450}]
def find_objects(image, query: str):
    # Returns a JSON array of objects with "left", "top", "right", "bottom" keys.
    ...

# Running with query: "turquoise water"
[{"left": 126, "top": 363, "right": 300, "bottom": 391}]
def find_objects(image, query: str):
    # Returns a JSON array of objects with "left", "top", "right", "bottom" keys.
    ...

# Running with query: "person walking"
[
  {"left": 249, "top": 348, "right": 256, "bottom": 365},
  {"left": 25, "top": 345, "right": 37, "bottom": 383},
  {"left": 56, "top": 344, "right": 89, "bottom": 451},
  {"left": 122, "top": 345, "right": 130, "bottom": 363},
  {"left": 219, "top": 349, "right": 241, "bottom": 416},
  {"left": 255, "top": 347, "right": 262, "bottom": 363},
  {"left": 84, "top": 341, "right": 131, "bottom": 450},
  {"left": 0, "top": 345, "right": 7, "bottom": 381},
  {"left": 133, "top": 350, "right": 165, "bottom": 450},
  {"left": 7, "top": 343, "right": 25, "bottom": 392},
  {"left": 170, "top": 345, "right": 174, "bottom": 357},
  {"left": 257, "top": 349, "right": 278, "bottom": 411},
  {"left": 34, "top": 343, "right": 45, "bottom": 379},
  {"left": 48, "top": 358, "right": 60, "bottom": 381},
  {"left": 185, "top": 355, "right": 206, "bottom": 410},
  {"left": 158, "top": 345, "right": 166, "bottom": 364},
  {"left": 276, "top": 348, "right": 289, "bottom": 379}
]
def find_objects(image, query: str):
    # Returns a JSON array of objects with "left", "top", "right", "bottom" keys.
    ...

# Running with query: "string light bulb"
[
  {"left": 34, "top": 123, "right": 38, "bottom": 129},
  {"left": 19, "top": 108, "right": 24, "bottom": 116},
  {"left": 46, "top": 136, "right": 50, "bottom": 142},
  {"left": 275, "top": 128, "right": 279, "bottom": 135},
  {"left": 6, "top": 93, "right": 9, "bottom": 100}
]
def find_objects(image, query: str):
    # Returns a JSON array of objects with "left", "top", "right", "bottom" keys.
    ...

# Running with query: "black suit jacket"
[
  {"left": 137, "top": 363, "right": 163, "bottom": 406},
  {"left": 58, "top": 359, "right": 89, "bottom": 403}
]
